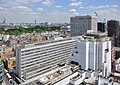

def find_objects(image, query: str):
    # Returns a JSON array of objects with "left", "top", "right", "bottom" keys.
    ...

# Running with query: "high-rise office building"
[
  {"left": 97, "top": 22, "right": 105, "bottom": 32},
  {"left": 70, "top": 15, "right": 97, "bottom": 36},
  {"left": 0, "top": 60, "right": 4, "bottom": 84},
  {"left": 107, "top": 20, "right": 119, "bottom": 37},
  {"left": 70, "top": 32, "right": 111, "bottom": 77},
  {"left": 16, "top": 38, "right": 75, "bottom": 80}
]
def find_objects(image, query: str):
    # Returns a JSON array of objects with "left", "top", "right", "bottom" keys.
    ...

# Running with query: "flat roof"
[{"left": 18, "top": 37, "right": 74, "bottom": 50}]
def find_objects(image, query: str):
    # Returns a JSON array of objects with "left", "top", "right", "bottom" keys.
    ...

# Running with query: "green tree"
[{"left": 0, "top": 28, "right": 5, "bottom": 34}]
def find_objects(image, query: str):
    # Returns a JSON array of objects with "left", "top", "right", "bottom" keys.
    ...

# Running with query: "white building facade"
[
  {"left": 16, "top": 38, "right": 75, "bottom": 80},
  {"left": 70, "top": 32, "right": 111, "bottom": 77},
  {"left": 70, "top": 15, "right": 97, "bottom": 36}
]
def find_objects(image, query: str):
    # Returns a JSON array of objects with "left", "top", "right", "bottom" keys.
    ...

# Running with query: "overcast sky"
[{"left": 0, "top": 0, "right": 120, "bottom": 23}]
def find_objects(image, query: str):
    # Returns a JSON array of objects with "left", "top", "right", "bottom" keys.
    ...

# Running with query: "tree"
[{"left": 0, "top": 28, "right": 5, "bottom": 34}]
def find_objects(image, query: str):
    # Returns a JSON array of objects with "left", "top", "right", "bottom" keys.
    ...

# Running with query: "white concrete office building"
[
  {"left": 70, "top": 32, "right": 111, "bottom": 77},
  {"left": 70, "top": 15, "right": 97, "bottom": 36},
  {"left": 16, "top": 38, "right": 75, "bottom": 80}
]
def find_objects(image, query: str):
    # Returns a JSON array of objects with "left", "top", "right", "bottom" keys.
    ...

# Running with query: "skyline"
[{"left": 0, "top": 0, "right": 120, "bottom": 23}]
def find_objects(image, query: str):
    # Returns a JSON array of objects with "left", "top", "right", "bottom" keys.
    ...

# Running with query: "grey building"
[
  {"left": 16, "top": 38, "right": 75, "bottom": 80},
  {"left": 70, "top": 15, "right": 97, "bottom": 36},
  {"left": 97, "top": 22, "right": 105, "bottom": 32},
  {"left": 107, "top": 20, "right": 120, "bottom": 46},
  {"left": 107, "top": 20, "right": 119, "bottom": 37}
]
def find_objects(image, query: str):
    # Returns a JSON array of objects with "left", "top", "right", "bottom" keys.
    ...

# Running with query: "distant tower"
[
  {"left": 3, "top": 18, "right": 6, "bottom": 24},
  {"left": 35, "top": 20, "right": 37, "bottom": 24}
]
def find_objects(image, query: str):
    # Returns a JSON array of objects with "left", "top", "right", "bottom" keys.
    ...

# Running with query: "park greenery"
[{"left": 0, "top": 26, "right": 60, "bottom": 35}]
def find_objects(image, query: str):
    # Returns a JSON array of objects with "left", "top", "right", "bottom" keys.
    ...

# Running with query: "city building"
[
  {"left": 70, "top": 15, "right": 97, "bottom": 36},
  {"left": 97, "top": 22, "right": 105, "bottom": 32},
  {"left": 0, "top": 60, "right": 4, "bottom": 84},
  {"left": 107, "top": 20, "right": 119, "bottom": 37},
  {"left": 60, "top": 25, "right": 70, "bottom": 36},
  {"left": 5, "top": 57, "right": 16, "bottom": 70},
  {"left": 115, "top": 47, "right": 120, "bottom": 60},
  {"left": 70, "top": 32, "right": 111, "bottom": 77},
  {"left": 15, "top": 38, "right": 75, "bottom": 80}
]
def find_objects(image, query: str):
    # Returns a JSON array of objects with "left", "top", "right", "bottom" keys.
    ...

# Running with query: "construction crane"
[
  {"left": 95, "top": 12, "right": 106, "bottom": 32},
  {"left": 95, "top": 12, "right": 106, "bottom": 23}
]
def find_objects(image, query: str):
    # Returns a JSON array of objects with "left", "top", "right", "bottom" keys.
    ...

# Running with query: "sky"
[{"left": 0, "top": 0, "right": 120, "bottom": 23}]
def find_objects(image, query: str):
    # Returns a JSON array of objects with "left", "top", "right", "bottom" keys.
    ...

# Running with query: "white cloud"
[
  {"left": 69, "top": 9, "right": 79, "bottom": 15},
  {"left": 88, "top": 5, "right": 119, "bottom": 9},
  {"left": 55, "top": 5, "right": 62, "bottom": 8},
  {"left": 29, "top": 12, "right": 38, "bottom": 15},
  {"left": 0, "top": 11, "right": 8, "bottom": 14},
  {"left": 69, "top": 0, "right": 77, "bottom": 2},
  {"left": 96, "top": 8, "right": 120, "bottom": 21},
  {"left": 13, "top": 6, "right": 32, "bottom": 12},
  {"left": 15, "top": 0, "right": 41, "bottom": 4},
  {"left": 111, "top": 5, "right": 119, "bottom": 8},
  {"left": 37, "top": 8, "right": 45, "bottom": 11},
  {"left": 79, "top": 6, "right": 84, "bottom": 9},
  {"left": 49, "top": 11, "right": 72, "bottom": 23},
  {"left": 0, "top": 7, "right": 4, "bottom": 10},
  {"left": 42, "top": 0, "right": 54, "bottom": 6},
  {"left": 69, "top": 2, "right": 82, "bottom": 6},
  {"left": 0, "top": 6, "right": 9, "bottom": 14}
]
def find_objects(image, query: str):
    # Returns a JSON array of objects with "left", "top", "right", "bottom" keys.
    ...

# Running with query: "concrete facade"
[
  {"left": 70, "top": 32, "right": 111, "bottom": 77},
  {"left": 16, "top": 38, "right": 75, "bottom": 80},
  {"left": 70, "top": 15, "right": 97, "bottom": 36}
]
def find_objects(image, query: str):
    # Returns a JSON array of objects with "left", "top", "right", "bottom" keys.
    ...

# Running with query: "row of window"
[
  {"left": 21, "top": 42, "right": 74, "bottom": 55},
  {"left": 21, "top": 45, "right": 73, "bottom": 61},
  {"left": 21, "top": 51, "right": 70, "bottom": 70},
  {"left": 21, "top": 45, "right": 74, "bottom": 62},
  {"left": 21, "top": 41, "right": 74, "bottom": 53},
  {"left": 26, "top": 58, "right": 67, "bottom": 79}
]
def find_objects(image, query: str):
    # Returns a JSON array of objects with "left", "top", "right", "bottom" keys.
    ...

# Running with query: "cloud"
[
  {"left": 69, "top": 9, "right": 79, "bottom": 15},
  {"left": 42, "top": 0, "right": 54, "bottom": 6},
  {"left": 79, "top": 6, "right": 84, "bottom": 9},
  {"left": 55, "top": 5, "right": 62, "bottom": 8},
  {"left": 49, "top": 11, "right": 72, "bottom": 22},
  {"left": 0, "top": 6, "right": 8, "bottom": 14},
  {"left": 96, "top": 8, "right": 120, "bottom": 21},
  {"left": 14, "top": 0, "right": 41, "bottom": 4},
  {"left": 0, "top": 11, "right": 8, "bottom": 14},
  {"left": 88, "top": 5, "right": 119, "bottom": 9},
  {"left": 0, "top": 7, "right": 4, "bottom": 10},
  {"left": 111, "top": 5, "right": 119, "bottom": 8},
  {"left": 69, "top": 0, "right": 77, "bottom": 2},
  {"left": 36, "top": 7, "right": 45, "bottom": 11},
  {"left": 29, "top": 12, "right": 38, "bottom": 15},
  {"left": 69, "top": 2, "right": 82, "bottom": 6},
  {"left": 13, "top": 6, "right": 32, "bottom": 12}
]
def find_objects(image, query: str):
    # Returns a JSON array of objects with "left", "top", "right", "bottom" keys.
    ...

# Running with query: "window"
[{"left": 105, "top": 49, "right": 109, "bottom": 53}]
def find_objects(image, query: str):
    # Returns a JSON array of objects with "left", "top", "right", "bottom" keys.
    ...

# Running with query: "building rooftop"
[
  {"left": 18, "top": 37, "right": 74, "bottom": 50},
  {"left": 72, "top": 15, "right": 97, "bottom": 19},
  {"left": 78, "top": 32, "right": 110, "bottom": 42}
]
